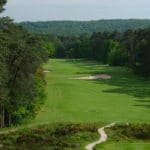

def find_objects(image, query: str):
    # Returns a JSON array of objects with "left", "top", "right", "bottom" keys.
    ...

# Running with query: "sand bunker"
[
  {"left": 74, "top": 74, "right": 111, "bottom": 80},
  {"left": 43, "top": 70, "right": 50, "bottom": 73}
]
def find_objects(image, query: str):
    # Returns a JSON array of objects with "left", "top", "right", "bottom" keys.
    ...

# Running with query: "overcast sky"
[{"left": 1, "top": 0, "right": 150, "bottom": 22}]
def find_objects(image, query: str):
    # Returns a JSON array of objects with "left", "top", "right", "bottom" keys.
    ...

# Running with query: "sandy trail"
[
  {"left": 85, "top": 123, "right": 115, "bottom": 150},
  {"left": 74, "top": 74, "right": 112, "bottom": 80}
]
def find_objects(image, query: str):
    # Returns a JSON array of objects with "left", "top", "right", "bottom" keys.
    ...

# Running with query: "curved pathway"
[{"left": 85, "top": 123, "right": 115, "bottom": 150}]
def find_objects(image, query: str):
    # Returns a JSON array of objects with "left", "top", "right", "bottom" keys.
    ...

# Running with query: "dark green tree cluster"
[
  {"left": 124, "top": 29, "right": 150, "bottom": 75},
  {"left": 0, "top": 0, "right": 6, "bottom": 12},
  {"left": 0, "top": 1, "right": 48, "bottom": 127}
]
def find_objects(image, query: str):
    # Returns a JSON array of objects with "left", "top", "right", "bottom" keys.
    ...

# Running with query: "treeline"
[
  {"left": 21, "top": 19, "right": 150, "bottom": 36},
  {"left": 46, "top": 29, "right": 150, "bottom": 76},
  {"left": 0, "top": 1, "right": 48, "bottom": 127}
]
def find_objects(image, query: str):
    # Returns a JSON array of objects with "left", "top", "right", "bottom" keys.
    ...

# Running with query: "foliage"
[
  {"left": 109, "top": 124, "right": 150, "bottom": 140},
  {"left": 108, "top": 40, "right": 128, "bottom": 66},
  {"left": 0, "top": 18, "right": 48, "bottom": 127},
  {"left": 0, "top": 123, "right": 149, "bottom": 149},
  {"left": 21, "top": 19, "right": 150, "bottom": 36},
  {"left": 96, "top": 124, "right": 150, "bottom": 149},
  {"left": 43, "top": 41, "right": 56, "bottom": 57},
  {"left": 0, "top": 0, "right": 6, "bottom": 12},
  {"left": 0, "top": 123, "right": 100, "bottom": 149}
]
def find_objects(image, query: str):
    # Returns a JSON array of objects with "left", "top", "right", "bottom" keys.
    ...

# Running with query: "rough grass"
[
  {"left": 0, "top": 123, "right": 150, "bottom": 150},
  {"left": 106, "top": 124, "right": 150, "bottom": 140},
  {"left": 0, "top": 123, "right": 101, "bottom": 150},
  {"left": 32, "top": 59, "right": 150, "bottom": 124},
  {"left": 96, "top": 124, "right": 150, "bottom": 150}
]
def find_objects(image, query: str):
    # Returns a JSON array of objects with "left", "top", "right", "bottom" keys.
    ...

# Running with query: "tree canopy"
[
  {"left": 0, "top": 1, "right": 49, "bottom": 127},
  {"left": 21, "top": 19, "right": 150, "bottom": 36},
  {"left": 0, "top": 0, "right": 7, "bottom": 12}
]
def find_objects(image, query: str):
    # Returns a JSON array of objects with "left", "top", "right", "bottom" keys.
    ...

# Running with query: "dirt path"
[{"left": 85, "top": 123, "right": 115, "bottom": 150}]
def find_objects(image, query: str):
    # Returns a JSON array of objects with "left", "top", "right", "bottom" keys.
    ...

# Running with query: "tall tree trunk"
[
  {"left": 0, "top": 105, "right": 5, "bottom": 128},
  {"left": 8, "top": 114, "right": 11, "bottom": 126},
  {"left": 2, "top": 106, "right": 5, "bottom": 127}
]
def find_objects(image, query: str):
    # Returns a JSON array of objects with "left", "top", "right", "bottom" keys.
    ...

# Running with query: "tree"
[
  {"left": 134, "top": 34, "right": 150, "bottom": 75},
  {"left": 44, "top": 41, "right": 56, "bottom": 58},
  {"left": 0, "top": 0, "right": 6, "bottom": 12},
  {"left": 55, "top": 38, "right": 66, "bottom": 58},
  {"left": 123, "top": 30, "right": 136, "bottom": 67},
  {"left": 0, "top": 36, "right": 8, "bottom": 127},
  {"left": 108, "top": 40, "right": 127, "bottom": 66},
  {"left": 0, "top": 7, "right": 10, "bottom": 127},
  {"left": 91, "top": 32, "right": 113, "bottom": 63},
  {"left": 123, "top": 28, "right": 150, "bottom": 75},
  {"left": 0, "top": 18, "right": 48, "bottom": 127},
  {"left": 0, "top": 0, "right": 49, "bottom": 127}
]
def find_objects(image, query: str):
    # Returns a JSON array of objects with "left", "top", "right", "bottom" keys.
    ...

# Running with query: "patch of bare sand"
[
  {"left": 43, "top": 70, "right": 50, "bottom": 73},
  {"left": 74, "top": 74, "right": 112, "bottom": 80}
]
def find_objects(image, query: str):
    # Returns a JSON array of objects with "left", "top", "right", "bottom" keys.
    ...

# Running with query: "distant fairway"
[{"left": 32, "top": 59, "right": 150, "bottom": 124}]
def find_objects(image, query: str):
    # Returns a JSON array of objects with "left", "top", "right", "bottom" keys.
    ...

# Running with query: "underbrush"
[
  {"left": 106, "top": 123, "right": 150, "bottom": 141},
  {"left": 96, "top": 123, "right": 150, "bottom": 150},
  {"left": 0, "top": 123, "right": 150, "bottom": 150},
  {"left": 0, "top": 123, "right": 101, "bottom": 150}
]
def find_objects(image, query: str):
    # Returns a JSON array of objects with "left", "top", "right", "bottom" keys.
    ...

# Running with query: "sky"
[{"left": 1, "top": 0, "right": 150, "bottom": 22}]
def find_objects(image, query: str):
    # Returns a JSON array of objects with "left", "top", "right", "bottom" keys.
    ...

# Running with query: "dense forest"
[
  {"left": 21, "top": 20, "right": 150, "bottom": 36},
  {"left": 0, "top": 1, "right": 48, "bottom": 127}
]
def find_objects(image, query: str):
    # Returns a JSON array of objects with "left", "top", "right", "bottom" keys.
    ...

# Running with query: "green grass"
[
  {"left": 96, "top": 142, "right": 150, "bottom": 150},
  {"left": 32, "top": 59, "right": 150, "bottom": 124}
]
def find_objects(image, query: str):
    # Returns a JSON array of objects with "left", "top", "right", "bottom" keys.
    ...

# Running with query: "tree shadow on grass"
[
  {"left": 134, "top": 100, "right": 150, "bottom": 109},
  {"left": 101, "top": 76, "right": 149, "bottom": 98},
  {"left": 134, "top": 104, "right": 150, "bottom": 109},
  {"left": 95, "top": 68, "right": 150, "bottom": 110},
  {"left": 97, "top": 72, "right": 150, "bottom": 110},
  {"left": 65, "top": 59, "right": 150, "bottom": 109}
]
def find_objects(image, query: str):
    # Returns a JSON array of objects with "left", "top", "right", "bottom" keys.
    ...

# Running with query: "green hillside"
[{"left": 21, "top": 19, "right": 150, "bottom": 36}]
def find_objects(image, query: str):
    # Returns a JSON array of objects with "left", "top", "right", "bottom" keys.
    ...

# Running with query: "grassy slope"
[{"left": 32, "top": 59, "right": 150, "bottom": 124}]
